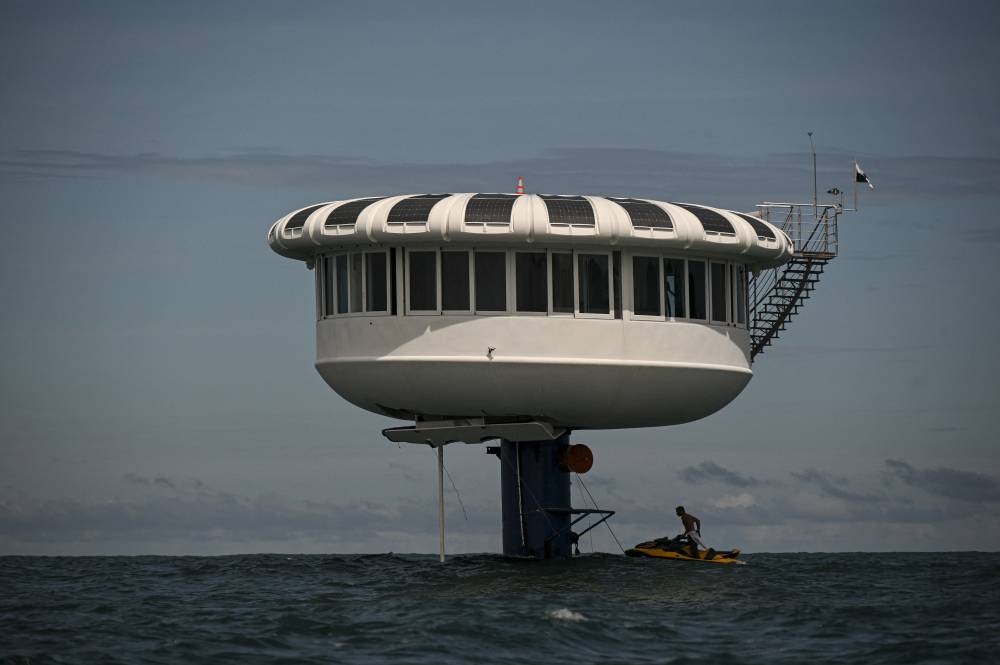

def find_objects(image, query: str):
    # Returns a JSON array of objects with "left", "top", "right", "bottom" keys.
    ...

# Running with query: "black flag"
[{"left": 855, "top": 162, "right": 874, "bottom": 189}]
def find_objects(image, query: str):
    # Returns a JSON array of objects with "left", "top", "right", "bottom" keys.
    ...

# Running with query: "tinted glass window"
[
  {"left": 578, "top": 254, "right": 610, "bottom": 314},
  {"left": 326, "top": 197, "right": 384, "bottom": 228},
  {"left": 736, "top": 265, "right": 746, "bottom": 325},
  {"left": 323, "top": 256, "right": 335, "bottom": 316},
  {"left": 336, "top": 255, "right": 349, "bottom": 314},
  {"left": 688, "top": 260, "right": 707, "bottom": 320},
  {"left": 350, "top": 253, "right": 363, "bottom": 313},
  {"left": 607, "top": 198, "right": 673, "bottom": 229},
  {"left": 551, "top": 253, "right": 574, "bottom": 313},
  {"left": 540, "top": 195, "right": 595, "bottom": 226},
  {"left": 466, "top": 194, "right": 516, "bottom": 225},
  {"left": 286, "top": 204, "right": 324, "bottom": 231},
  {"left": 441, "top": 251, "right": 470, "bottom": 311},
  {"left": 664, "top": 258, "right": 685, "bottom": 318},
  {"left": 387, "top": 194, "right": 450, "bottom": 224},
  {"left": 516, "top": 252, "right": 547, "bottom": 312},
  {"left": 632, "top": 256, "right": 661, "bottom": 316},
  {"left": 613, "top": 251, "right": 622, "bottom": 319},
  {"left": 408, "top": 251, "right": 438, "bottom": 311},
  {"left": 711, "top": 262, "right": 727, "bottom": 322},
  {"left": 475, "top": 251, "right": 506, "bottom": 312},
  {"left": 365, "top": 252, "right": 387, "bottom": 312},
  {"left": 675, "top": 204, "right": 735, "bottom": 235}
]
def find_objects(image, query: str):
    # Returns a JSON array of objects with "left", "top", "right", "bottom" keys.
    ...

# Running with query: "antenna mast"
[{"left": 808, "top": 131, "right": 818, "bottom": 220}]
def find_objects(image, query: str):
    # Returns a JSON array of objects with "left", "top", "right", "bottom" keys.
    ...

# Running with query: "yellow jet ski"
[{"left": 625, "top": 535, "right": 744, "bottom": 564}]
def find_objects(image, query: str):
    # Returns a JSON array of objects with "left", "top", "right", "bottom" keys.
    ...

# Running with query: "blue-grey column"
[{"left": 499, "top": 433, "right": 572, "bottom": 559}]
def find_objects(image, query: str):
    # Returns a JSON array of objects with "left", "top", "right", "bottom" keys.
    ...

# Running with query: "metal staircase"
[{"left": 749, "top": 203, "right": 840, "bottom": 360}]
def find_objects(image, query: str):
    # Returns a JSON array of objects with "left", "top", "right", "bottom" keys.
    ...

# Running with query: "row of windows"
[
  {"left": 403, "top": 249, "right": 617, "bottom": 316},
  {"left": 631, "top": 256, "right": 747, "bottom": 324},
  {"left": 316, "top": 248, "right": 748, "bottom": 325},
  {"left": 319, "top": 252, "right": 390, "bottom": 315}
]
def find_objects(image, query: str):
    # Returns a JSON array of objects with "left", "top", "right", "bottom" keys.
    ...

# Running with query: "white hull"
[{"left": 315, "top": 315, "right": 751, "bottom": 429}]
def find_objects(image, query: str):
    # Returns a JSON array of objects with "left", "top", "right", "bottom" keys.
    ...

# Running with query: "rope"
[
  {"left": 573, "top": 477, "right": 594, "bottom": 554},
  {"left": 496, "top": 445, "right": 559, "bottom": 536},
  {"left": 575, "top": 473, "right": 626, "bottom": 555},
  {"left": 441, "top": 456, "right": 469, "bottom": 522}
]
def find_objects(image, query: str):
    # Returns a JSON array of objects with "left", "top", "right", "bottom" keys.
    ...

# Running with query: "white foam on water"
[{"left": 545, "top": 608, "right": 588, "bottom": 622}]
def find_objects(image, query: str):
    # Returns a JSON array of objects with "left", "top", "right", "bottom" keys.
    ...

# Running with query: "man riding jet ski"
[
  {"left": 626, "top": 507, "right": 742, "bottom": 563},
  {"left": 625, "top": 534, "right": 743, "bottom": 564}
]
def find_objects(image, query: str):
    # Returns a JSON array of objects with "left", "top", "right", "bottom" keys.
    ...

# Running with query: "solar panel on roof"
[
  {"left": 285, "top": 204, "right": 326, "bottom": 231},
  {"left": 732, "top": 212, "right": 776, "bottom": 240},
  {"left": 607, "top": 197, "right": 673, "bottom": 229},
  {"left": 674, "top": 204, "right": 735, "bottom": 235},
  {"left": 540, "top": 195, "right": 595, "bottom": 226},
  {"left": 387, "top": 194, "right": 450, "bottom": 224},
  {"left": 466, "top": 194, "right": 517, "bottom": 225},
  {"left": 325, "top": 197, "right": 385, "bottom": 228}
]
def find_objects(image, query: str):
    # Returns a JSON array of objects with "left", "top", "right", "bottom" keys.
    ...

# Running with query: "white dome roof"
[{"left": 268, "top": 193, "right": 793, "bottom": 268}]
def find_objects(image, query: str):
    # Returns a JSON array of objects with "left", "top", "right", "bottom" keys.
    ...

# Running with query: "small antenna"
[
  {"left": 808, "top": 132, "right": 818, "bottom": 220},
  {"left": 516, "top": 175, "right": 525, "bottom": 195}
]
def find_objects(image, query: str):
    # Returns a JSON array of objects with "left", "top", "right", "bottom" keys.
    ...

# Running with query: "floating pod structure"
[{"left": 267, "top": 192, "right": 797, "bottom": 558}]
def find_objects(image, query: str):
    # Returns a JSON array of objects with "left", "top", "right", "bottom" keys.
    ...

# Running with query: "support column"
[{"left": 499, "top": 432, "right": 572, "bottom": 559}]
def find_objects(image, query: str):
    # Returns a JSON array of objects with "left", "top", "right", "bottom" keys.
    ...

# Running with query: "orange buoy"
[{"left": 560, "top": 443, "right": 593, "bottom": 474}]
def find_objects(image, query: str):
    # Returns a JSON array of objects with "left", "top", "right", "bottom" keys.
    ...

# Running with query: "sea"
[{"left": 2, "top": 552, "right": 998, "bottom": 664}]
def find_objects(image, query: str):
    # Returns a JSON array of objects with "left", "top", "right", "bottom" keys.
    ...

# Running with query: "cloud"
[
  {"left": 791, "top": 468, "right": 885, "bottom": 503},
  {"left": 123, "top": 473, "right": 180, "bottom": 491},
  {"left": 711, "top": 493, "right": 757, "bottom": 509},
  {"left": 3, "top": 148, "right": 996, "bottom": 203},
  {"left": 0, "top": 481, "right": 497, "bottom": 553},
  {"left": 123, "top": 473, "right": 149, "bottom": 486},
  {"left": 677, "top": 461, "right": 762, "bottom": 488},
  {"left": 884, "top": 459, "right": 1000, "bottom": 503}
]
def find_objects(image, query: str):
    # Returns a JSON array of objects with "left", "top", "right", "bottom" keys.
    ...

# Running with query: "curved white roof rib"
[{"left": 268, "top": 193, "right": 794, "bottom": 267}]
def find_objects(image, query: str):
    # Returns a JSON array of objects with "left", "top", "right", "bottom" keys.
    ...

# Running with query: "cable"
[
  {"left": 573, "top": 476, "right": 594, "bottom": 554},
  {"left": 496, "top": 446, "right": 559, "bottom": 535},
  {"left": 441, "top": 456, "right": 469, "bottom": 522},
  {"left": 575, "top": 473, "right": 626, "bottom": 555}
]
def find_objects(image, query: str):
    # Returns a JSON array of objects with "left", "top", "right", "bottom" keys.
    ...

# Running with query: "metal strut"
[
  {"left": 514, "top": 442, "right": 526, "bottom": 549},
  {"left": 542, "top": 507, "right": 616, "bottom": 548},
  {"left": 437, "top": 445, "right": 445, "bottom": 563}
]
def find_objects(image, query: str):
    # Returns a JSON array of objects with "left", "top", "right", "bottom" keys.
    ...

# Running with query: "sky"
[{"left": 1, "top": 0, "right": 998, "bottom": 555}]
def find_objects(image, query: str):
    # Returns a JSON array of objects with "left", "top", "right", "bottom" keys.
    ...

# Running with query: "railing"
[
  {"left": 747, "top": 203, "right": 841, "bottom": 359},
  {"left": 750, "top": 203, "right": 839, "bottom": 312},
  {"left": 757, "top": 202, "right": 840, "bottom": 257}
]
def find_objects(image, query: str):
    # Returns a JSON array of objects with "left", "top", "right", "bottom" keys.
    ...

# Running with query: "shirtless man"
[{"left": 676, "top": 506, "right": 707, "bottom": 550}]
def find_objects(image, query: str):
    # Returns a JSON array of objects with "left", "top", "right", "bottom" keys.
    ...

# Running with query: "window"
[
  {"left": 350, "top": 254, "right": 363, "bottom": 313},
  {"left": 441, "top": 251, "right": 470, "bottom": 311},
  {"left": 319, "top": 251, "right": 389, "bottom": 317},
  {"left": 475, "top": 251, "right": 506, "bottom": 312},
  {"left": 389, "top": 248, "right": 397, "bottom": 315},
  {"left": 736, "top": 265, "right": 747, "bottom": 325},
  {"left": 408, "top": 250, "right": 438, "bottom": 311},
  {"left": 688, "top": 260, "right": 707, "bottom": 320},
  {"left": 540, "top": 195, "right": 595, "bottom": 226},
  {"left": 711, "top": 262, "right": 727, "bottom": 323},
  {"left": 578, "top": 253, "right": 610, "bottom": 315},
  {"left": 323, "top": 256, "right": 335, "bottom": 316},
  {"left": 365, "top": 252, "right": 388, "bottom": 312},
  {"left": 664, "top": 258, "right": 685, "bottom": 318},
  {"left": 613, "top": 251, "right": 622, "bottom": 319},
  {"left": 336, "top": 255, "right": 349, "bottom": 314},
  {"left": 516, "top": 252, "right": 547, "bottom": 312},
  {"left": 551, "top": 252, "right": 574, "bottom": 314},
  {"left": 632, "top": 256, "right": 661, "bottom": 317}
]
